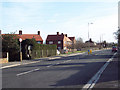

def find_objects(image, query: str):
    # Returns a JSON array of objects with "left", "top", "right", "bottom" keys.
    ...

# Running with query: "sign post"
[{"left": 19, "top": 38, "right": 22, "bottom": 62}]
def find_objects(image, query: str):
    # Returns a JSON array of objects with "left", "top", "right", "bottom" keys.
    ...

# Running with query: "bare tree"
[{"left": 75, "top": 37, "right": 84, "bottom": 50}]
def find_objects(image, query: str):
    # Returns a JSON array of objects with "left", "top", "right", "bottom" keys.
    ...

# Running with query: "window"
[
  {"left": 49, "top": 41, "right": 53, "bottom": 44},
  {"left": 64, "top": 41, "right": 66, "bottom": 44},
  {"left": 37, "top": 41, "right": 41, "bottom": 44},
  {"left": 58, "top": 41, "right": 61, "bottom": 44}
]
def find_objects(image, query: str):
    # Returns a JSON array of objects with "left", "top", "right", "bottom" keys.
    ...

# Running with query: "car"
[{"left": 112, "top": 46, "right": 117, "bottom": 52}]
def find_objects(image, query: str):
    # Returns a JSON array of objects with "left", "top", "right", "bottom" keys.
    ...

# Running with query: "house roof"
[
  {"left": 46, "top": 35, "right": 64, "bottom": 41},
  {"left": 2, "top": 34, "right": 43, "bottom": 42},
  {"left": 46, "top": 34, "right": 71, "bottom": 42},
  {"left": 85, "top": 38, "right": 94, "bottom": 43},
  {"left": 17, "top": 34, "right": 43, "bottom": 41},
  {"left": 68, "top": 37, "right": 75, "bottom": 41}
]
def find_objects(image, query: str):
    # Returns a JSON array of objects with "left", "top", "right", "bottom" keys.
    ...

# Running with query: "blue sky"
[{"left": 0, "top": 0, "right": 118, "bottom": 43}]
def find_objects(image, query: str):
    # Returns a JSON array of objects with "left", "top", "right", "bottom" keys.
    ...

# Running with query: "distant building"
[
  {"left": 1, "top": 30, "right": 43, "bottom": 44},
  {"left": 46, "top": 32, "right": 73, "bottom": 50},
  {"left": 85, "top": 38, "right": 96, "bottom": 46},
  {"left": 68, "top": 37, "right": 76, "bottom": 44}
]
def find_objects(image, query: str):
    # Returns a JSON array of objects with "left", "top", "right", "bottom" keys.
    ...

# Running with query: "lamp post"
[
  {"left": 19, "top": 38, "right": 22, "bottom": 61},
  {"left": 88, "top": 22, "right": 93, "bottom": 55}
]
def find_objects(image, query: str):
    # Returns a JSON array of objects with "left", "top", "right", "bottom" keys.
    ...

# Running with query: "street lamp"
[
  {"left": 88, "top": 22, "right": 93, "bottom": 55},
  {"left": 88, "top": 23, "right": 93, "bottom": 40}
]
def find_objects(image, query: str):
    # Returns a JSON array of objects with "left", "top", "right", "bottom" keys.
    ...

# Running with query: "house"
[
  {"left": 46, "top": 32, "right": 73, "bottom": 51},
  {"left": 1, "top": 30, "right": 43, "bottom": 44},
  {"left": 85, "top": 38, "right": 96, "bottom": 46},
  {"left": 68, "top": 37, "right": 76, "bottom": 44}
]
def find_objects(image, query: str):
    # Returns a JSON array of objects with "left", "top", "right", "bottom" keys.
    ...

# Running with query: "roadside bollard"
[
  {"left": 88, "top": 50, "right": 90, "bottom": 55},
  {"left": 90, "top": 49, "right": 92, "bottom": 54},
  {"left": 20, "top": 52, "right": 22, "bottom": 62}
]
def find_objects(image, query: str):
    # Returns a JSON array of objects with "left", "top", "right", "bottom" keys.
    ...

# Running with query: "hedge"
[{"left": 31, "top": 44, "right": 57, "bottom": 59}]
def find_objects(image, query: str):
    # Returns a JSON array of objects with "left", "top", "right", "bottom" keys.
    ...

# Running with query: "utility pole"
[{"left": 88, "top": 22, "right": 93, "bottom": 55}]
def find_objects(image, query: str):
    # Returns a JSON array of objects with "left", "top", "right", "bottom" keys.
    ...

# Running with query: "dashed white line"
[{"left": 16, "top": 68, "right": 40, "bottom": 76}]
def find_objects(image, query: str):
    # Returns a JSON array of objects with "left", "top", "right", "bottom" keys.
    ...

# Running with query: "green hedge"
[{"left": 31, "top": 44, "right": 57, "bottom": 59}]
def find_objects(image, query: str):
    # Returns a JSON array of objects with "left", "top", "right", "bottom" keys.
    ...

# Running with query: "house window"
[
  {"left": 49, "top": 41, "right": 53, "bottom": 44},
  {"left": 58, "top": 41, "right": 61, "bottom": 44},
  {"left": 37, "top": 41, "right": 41, "bottom": 44},
  {"left": 64, "top": 41, "right": 66, "bottom": 44}
]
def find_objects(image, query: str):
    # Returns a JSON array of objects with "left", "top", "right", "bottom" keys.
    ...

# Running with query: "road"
[{"left": 2, "top": 49, "right": 118, "bottom": 89}]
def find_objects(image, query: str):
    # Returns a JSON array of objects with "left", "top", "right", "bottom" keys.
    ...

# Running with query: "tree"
[
  {"left": 2, "top": 34, "right": 20, "bottom": 61},
  {"left": 2, "top": 34, "right": 19, "bottom": 52},
  {"left": 75, "top": 37, "right": 84, "bottom": 50}
]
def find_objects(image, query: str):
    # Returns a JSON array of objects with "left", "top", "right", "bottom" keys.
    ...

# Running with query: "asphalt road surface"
[{"left": 2, "top": 49, "right": 118, "bottom": 89}]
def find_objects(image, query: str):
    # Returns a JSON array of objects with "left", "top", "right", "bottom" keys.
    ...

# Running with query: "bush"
[
  {"left": 31, "top": 44, "right": 57, "bottom": 59},
  {"left": 21, "top": 39, "right": 57, "bottom": 59},
  {"left": 2, "top": 34, "right": 20, "bottom": 61}
]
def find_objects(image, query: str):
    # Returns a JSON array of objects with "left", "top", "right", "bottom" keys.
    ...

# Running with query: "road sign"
[{"left": 19, "top": 38, "right": 22, "bottom": 42}]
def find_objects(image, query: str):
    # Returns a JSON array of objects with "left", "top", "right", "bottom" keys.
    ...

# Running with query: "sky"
[{"left": 0, "top": 0, "right": 119, "bottom": 43}]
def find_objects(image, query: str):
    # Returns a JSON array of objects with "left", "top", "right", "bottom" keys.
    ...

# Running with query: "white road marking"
[
  {"left": 16, "top": 68, "right": 40, "bottom": 76},
  {"left": 82, "top": 52, "right": 117, "bottom": 90},
  {"left": 63, "top": 60, "right": 71, "bottom": 63},
  {"left": 47, "top": 66, "right": 50, "bottom": 67}
]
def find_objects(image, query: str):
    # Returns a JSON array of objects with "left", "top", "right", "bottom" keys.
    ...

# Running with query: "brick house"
[
  {"left": 46, "top": 32, "right": 73, "bottom": 51},
  {"left": 18, "top": 30, "right": 43, "bottom": 44},
  {"left": 1, "top": 30, "right": 43, "bottom": 44},
  {"left": 68, "top": 37, "right": 76, "bottom": 44}
]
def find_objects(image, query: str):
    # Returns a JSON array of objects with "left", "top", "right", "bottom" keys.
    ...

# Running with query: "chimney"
[
  {"left": 38, "top": 31, "right": 40, "bottom": 35},
  {"left": 19, "top": 30, "right": 22, "bottom": 35},
  {"left": 65, "top": 34, "right": 67, "bottom": 37},
  {"left": 57, "top": 32, "right": 59, "bottom": 35}
]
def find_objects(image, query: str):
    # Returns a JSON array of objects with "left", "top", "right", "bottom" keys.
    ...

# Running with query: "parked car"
[{"left": 112, "top": 46, "right": 117, "bottom": 52}]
